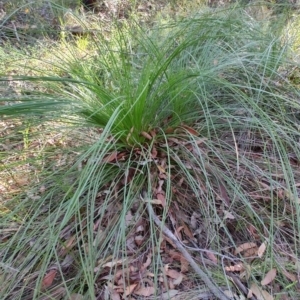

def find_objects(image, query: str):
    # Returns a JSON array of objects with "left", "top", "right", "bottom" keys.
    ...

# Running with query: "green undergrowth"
[{"left": 1, "top": 2, "right": 300, "bottom": 300}]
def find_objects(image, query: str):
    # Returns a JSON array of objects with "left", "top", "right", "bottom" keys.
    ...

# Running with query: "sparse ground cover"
[{"left": 1, "top": 1, "right": 300, "bottom": 300}]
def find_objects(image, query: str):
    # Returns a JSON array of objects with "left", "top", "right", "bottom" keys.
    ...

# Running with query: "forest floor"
[{"left": 1, "top": 1, "right": 300, "bottom": 300}]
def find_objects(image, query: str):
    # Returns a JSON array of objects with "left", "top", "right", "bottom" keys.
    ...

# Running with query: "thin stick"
[
  {"left": 226, "top": 272, "right": 257, "bottom": 300},
  {"left": 146, "top": 201, "right": 231, "bottom": 300}
]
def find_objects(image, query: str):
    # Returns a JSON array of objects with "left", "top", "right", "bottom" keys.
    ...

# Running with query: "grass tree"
[{"left": 1, "top": 3, "right": 300, "bottom": 299}]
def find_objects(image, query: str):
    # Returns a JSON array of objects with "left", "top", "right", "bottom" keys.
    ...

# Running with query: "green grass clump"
[{"left": 1, "top": 3, "right": 300, "bottom": 300}]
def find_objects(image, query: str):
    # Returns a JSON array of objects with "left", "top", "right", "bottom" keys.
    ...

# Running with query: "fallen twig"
[
  {"left": 226, "top": 272, "right": 257, "bottom": 300},
  {"left": 144, "top": 197, "right": 231, "bottom": 300}
]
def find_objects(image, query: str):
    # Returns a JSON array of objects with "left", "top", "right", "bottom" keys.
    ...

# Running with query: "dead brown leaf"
[
  {"left": 175, "top": 226, "right": 183, "bottom": 241},
  {"left": 144, "top": 198, "right": 165, "bottom": 205},
  {"left": 172, "top": 273, "right": 183, "bottom": 285},
  {"left": 180, "top": 258, "right": 189, "bottom": 273},
  {"left": 41, "top": 269, "right": 57, "bottom": 289},
  {"left": 250, "top": 283, "right": 273, "bottom": 300},
  {"left": 247, "top": 224, "right": 260, "bottom": 240},
  {"left": 219, "top": 183, "right": 230, "bottom": 206},
  {"left": 141, "top": 253, "right": 152, "bottom": 271},
  {"left": 165, "top": 127, "right": 175, "bottom": 134},
  {"left": 282, "top": 269, "right": 297, "bottom": 282},
  {"left": 205, "top": 250, "right": 218, "bottom": 264},
  {"left": 156, "top": 193, "right": 166, "bottom": 207},
  {"left": 164, "top": 264, "right": 182, "bottom": 280},
  {"left": 235, "top": 242, "right": 257, "bottom": 255},
  {"left": 59, "top": 234, "right": 76, "bottom": 256},
  {"left": 181, "top": 222, "right": 194, "bottom": 240},
  {"left": 113, "top": 268, "right": 128, "bottom": 283},
  {"left": 257, "top": 242, "right": 267, "bottom": 258},
  {"left": 140, "top": 131, "right": 152, "bottom": 140},
  {"left": 180, "top": 124, "right": 199, "bottom": 136},
  {"left": 157, "top": 165, "right": 166, "bottom": 174},
  {"left": 103, "top": 259, "right": 124, "bottom": 268},
  {"left": 116, "top": 151, "right": 127, "bottom": 161},
  {"left": 168, "top": 250, "right": 189, "bottom": 273},
  {"left": 115, "top": 287, "right": 124, "bottom": 293},
  {"left": 225, "top": 263, "right": 244, "bottom": 272},
  {"left": 164, "top": 235, "right": 177, "bottom": 249},
  {"left": 261, "top": 268, "right": 277, "bottom": 286},
  {"left": 247, "top": 289, "right": 253, "bottom": 298},
  {"left": 103, "top": 151, "right": 118, "bottom": 163},
  {"left": 243, "top": 246, "right": 259, "bottom": 258},
  {"left": 134, "top": 286, "right": 155, "bottom": 296},
  {"left": 123, "top": 283, "right": 138, "bottom": 297},
  {"left": 150, "top": 129, "right": 157, "bottom": 137}
]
